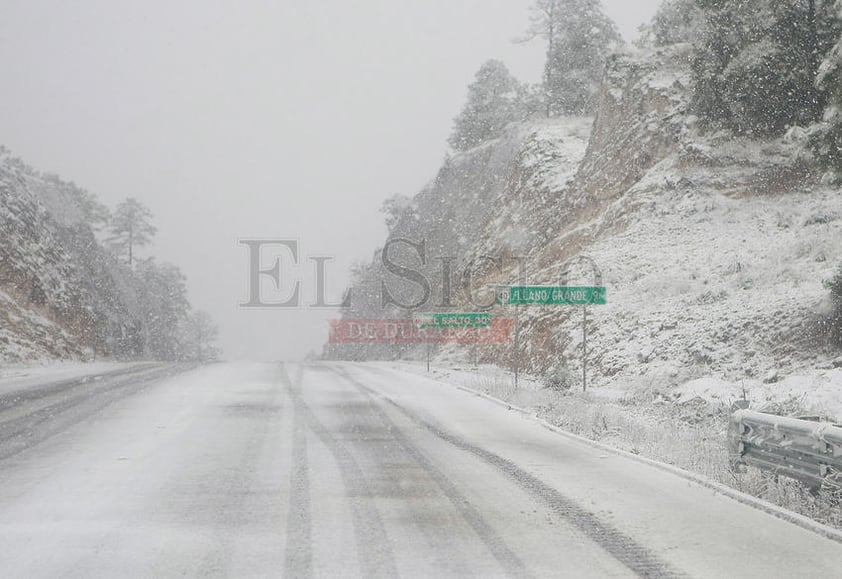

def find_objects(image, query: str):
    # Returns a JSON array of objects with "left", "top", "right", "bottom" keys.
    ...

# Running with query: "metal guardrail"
[{"left": 728, "top": 409, "right": 842, "bottom": 490}]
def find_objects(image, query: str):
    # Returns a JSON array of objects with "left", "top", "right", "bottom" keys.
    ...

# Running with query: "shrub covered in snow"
[{"left": 824, "top": 262, "right": 842, "bottom": 346}]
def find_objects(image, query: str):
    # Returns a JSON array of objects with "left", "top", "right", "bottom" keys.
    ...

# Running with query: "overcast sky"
[{"left": 0, "top": 0, "right": 662, "bottom": 360}]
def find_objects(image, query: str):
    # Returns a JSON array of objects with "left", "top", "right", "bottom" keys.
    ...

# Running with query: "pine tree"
[
  {"left": 448, "top": 60, "right": 526, "bottom": 151},
  {"left": 107, "top": 197, "right": 157, "bottom": 266},
  {"left": 180, "top": 310, "right": 220, "bottom": 362},
  {"left": 134, "top": 259, "right": 191, "bottom": 360},
  {"left": 648, "top": 0, "right": 704, "bottom": 46},
  {"left": 521, "top": 0, "right": 621, "bottom": 117},
  {"left": 692, "top": 0, "right": 841, "bottom": 136},
  {"left": 381, "top": 194, "right": 415, "bottom": 232},
  {"left": 810, "top": 0, "right": 842, "bottom": 181},
  {"left": 825, "top": 260, "right": 842, "bottom": 345}
]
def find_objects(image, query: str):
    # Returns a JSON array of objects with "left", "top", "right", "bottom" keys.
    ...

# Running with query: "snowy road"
[{"left": 0, "top": 362, "right": 840, "bottom": 577}]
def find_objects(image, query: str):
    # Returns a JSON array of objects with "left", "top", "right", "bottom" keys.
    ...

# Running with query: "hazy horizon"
[{"left": 0, "top": 0, "right": 662, "bottom": 360}]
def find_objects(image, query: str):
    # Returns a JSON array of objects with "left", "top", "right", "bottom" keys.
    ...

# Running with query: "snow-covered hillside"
[
  {"left": 501, "top": 46, "right": 842, "bottom": 416},
  {"left": 0, "top": 149, "right": 154, "bottom": 363},
  {"left": 0, "top": 150, "right": 94, "bottom": 361},
  {"left": 332, "top": 43, "right": 842, "bottom": 420}
]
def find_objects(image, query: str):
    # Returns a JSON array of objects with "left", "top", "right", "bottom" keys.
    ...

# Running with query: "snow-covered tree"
[
  {"left": 448, "top": 60, "right": 526, "bottom": 151},
  {"left": 134, "top": 259, "right": 191, "bottom": 360},
  {"left": 42, "top": 175, "right": 111, "bottom": 230},
  {"left": 107, "top": 197, "right": 157, "bottom": 266},
  {"left": 810, "top": 0, "right": 842, "bottom": 181},
  {"left": 692, "top": 0, "right": 841, "bottom": 136},
  {"left": 647, "top": 0, "right": 704, "bottom": 46},
  {"left": 381, "top": 194, "right": 415, "bottom": 232},
  {"left": 823, "top": 259, "right": 842, "bottom": 345},
  {"left": 180, "top": 310, "right": 221, "bottom": 362},
  {"left": 521, "top": 0, "right": 621, "bottom": 116}
]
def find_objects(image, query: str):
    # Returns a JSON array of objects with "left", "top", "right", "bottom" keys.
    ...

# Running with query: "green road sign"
[
  {"left": 498, "top": 286, "right": 606, "bottom": 306},
  {"left": 416, "top": 312, "right": 492, "bottom": 329}
]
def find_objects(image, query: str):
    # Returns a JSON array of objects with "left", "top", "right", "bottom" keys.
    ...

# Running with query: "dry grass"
[{"left": 467, "top": 372, "right": 842, "bottom": 531}]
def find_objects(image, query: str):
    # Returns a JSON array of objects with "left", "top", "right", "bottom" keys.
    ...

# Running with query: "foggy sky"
[{"left": 0, "top": 0, "right": 662, "bottom": 361}]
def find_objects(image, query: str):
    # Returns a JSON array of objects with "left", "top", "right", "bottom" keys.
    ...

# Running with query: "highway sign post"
[
  {"left": 495, "top": 286, "right": 607, "bottom": 391},
  {"left": 493, "top": 287, "right": 520, "bottom": 387}
]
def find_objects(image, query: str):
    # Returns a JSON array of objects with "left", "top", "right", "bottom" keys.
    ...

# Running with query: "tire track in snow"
[
  {"left": 280, "top": 364, "right": 313, "bottom": 578},
  {"left": 323, "top": 364, "right": 533, "bottom": 579},
  {"left": 281, "top": 364, "right": 398, "bottom": 579},
  {"left": 335, "top": 365, "right": 685, "bottom": 579}
]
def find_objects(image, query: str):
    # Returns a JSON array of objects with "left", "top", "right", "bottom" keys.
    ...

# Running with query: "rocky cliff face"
[
  {"left": 576, "top": 46, "right": 691, "bottom": 202},
  {"left": 333, "top": 43, "right": 841, "bottom": 392},
  {"left": 0, "top": 152, "right": 93, "bottom": 361}
]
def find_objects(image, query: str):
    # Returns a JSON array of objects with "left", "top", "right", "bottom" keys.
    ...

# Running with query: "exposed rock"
[{"left": 763, "top": 369, "right": 781, "bottom": 384}]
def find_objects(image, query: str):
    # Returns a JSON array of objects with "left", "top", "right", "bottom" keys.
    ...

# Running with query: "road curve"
[{"left": 0, "top": 361, "right": 840, "bottom": 578}]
